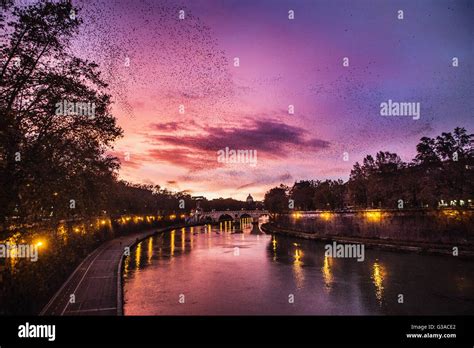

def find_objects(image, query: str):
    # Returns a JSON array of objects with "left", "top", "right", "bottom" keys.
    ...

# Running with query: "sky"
[{"left": 67, "top": 0, "right": 473, "bottom": 200}]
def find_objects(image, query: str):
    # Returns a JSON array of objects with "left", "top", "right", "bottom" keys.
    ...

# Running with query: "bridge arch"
[
  {"left": 202, "top": 216, "right": 213, "bottom": 223},
  {"left": 218, "top": 214, "right": 234, "bottom": 221}
]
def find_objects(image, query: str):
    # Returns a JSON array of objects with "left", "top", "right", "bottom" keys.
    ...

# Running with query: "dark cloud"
[
  {"left": 146, "top": 118, "right": 330, "bottom": 170},
  {"left": 149, "top": 120, "right": 199, "bottom": 132},
  {"left": 147, "top": 148, "right": 212, "bottom": 170},
  {"left": 236, "top": 172, "right": 293, "bottom": 191}
]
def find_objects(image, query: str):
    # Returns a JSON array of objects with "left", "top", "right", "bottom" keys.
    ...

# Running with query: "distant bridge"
[{"left": 198, "top": 209, "right": 269, "bottom": 223}]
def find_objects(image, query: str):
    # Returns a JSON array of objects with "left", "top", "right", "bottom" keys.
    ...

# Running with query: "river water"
[{"left": 123, "top": 220, "right": 474, "bottom": 315}]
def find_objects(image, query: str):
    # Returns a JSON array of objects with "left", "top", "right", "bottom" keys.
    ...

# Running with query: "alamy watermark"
[
  {"left": 325, "top": 241, "right": 365, "bottom": 262},
  {"left": 55, "top": 100, "right": 96, "bottom": 118},
  {"left": 18, "top": 322, "right": 55, "bottom": 341},
  {"left": 0, "top": 243, "right": 39, "bottom": 262},
  {"left": 217, "top": 147, "right": 257, "bottom": 167},
  {"left": 380, "top": 99, "right": 420, "bottom": 120}
]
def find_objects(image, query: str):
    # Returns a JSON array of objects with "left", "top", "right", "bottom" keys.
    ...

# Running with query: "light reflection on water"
[
  {"left": 147, "top": 237, "right": 153, "bottom": 265},
  {"left": 123, "top": 221, "right": 474, "bottom": 315},
  {"left": 170, "top": 230, "right": 175, "bottom": 256},
  {"left": 322, "top": 255, "right": 333, "bottom": 292},
  {"left": 292, "top": 247, "right": 304, "bottom": 289},
  {"left": 135, "top": 241, "right": 142, "bottom": 270},
  {"left": 371, "top": 261, "right": 386, "bottom": 305}
]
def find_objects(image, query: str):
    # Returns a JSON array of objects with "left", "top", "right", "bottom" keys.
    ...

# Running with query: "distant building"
[
  {"left": 192, "top": 196, "right": 205, "bottom": 210},
  {"left": 246, "top": 194, "right": 256, "bottom": 209},
  {"left": 246, "top": 194, "right": 254, "bottom": 204},
  {"left": 189, "top": 196, "right": 205, "bottom": 222}
]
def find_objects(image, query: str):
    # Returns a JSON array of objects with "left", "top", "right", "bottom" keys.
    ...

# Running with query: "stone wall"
[{"left": 273, "top": 210, "right": 473, "bottom": 244}]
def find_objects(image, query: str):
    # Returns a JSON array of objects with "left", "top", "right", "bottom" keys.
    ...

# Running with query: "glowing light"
[
  {"left": 294, "top": 248, "right": 302, "bottom": 261},
  {"left": 292, "top": 248, "right": 304, "bottom": 288},
  {"left": 57, "top": 224, "right": 68, "bottom": 242},
  {"left": 135, "top": 242, "right": 142, "bottom": 269},
  {"left": 371, "top": 261, "right": 387, "bottom": 304},
  {"left": 181, "top": 228, "right": 185, "bottom": 251},
  {"left": 35, "top": 241, "right": 44, "bottom": 248},
  {"left": 292, "top": 212, "right": 303, "bottom": 219},
  {"left": 322, "top": 255, "right": 333, "bottom": 290},
  {"left": 365, "top": 210, "right": 383, "bottom": 222},
  {"left": 180, "top": 214, "right": 186, "bottom": 219},
  {"left": 169, "top": 214, "right": 177, "bottom": 220},
  {"left": 441, "top": 209, "right": 462, "bottom": 221},
  {"left": 123, "top": 253, "right": 130, "bottom": 277},
  {"left": 147, "top": 237, "right": 153, "bottom": 264},
  {"left": 170, "top": 230, "right": 175, "bottom": 256},
  {"left": 100, "top": 220, "right": 107, "bottom": 225},
  {"left": 320, "top": 212, "right": 333, "bottom": 221}
]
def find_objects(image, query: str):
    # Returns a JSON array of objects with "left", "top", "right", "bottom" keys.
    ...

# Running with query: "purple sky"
[{"left": 68, "top": 0, "right": 473, "bottom": 199}]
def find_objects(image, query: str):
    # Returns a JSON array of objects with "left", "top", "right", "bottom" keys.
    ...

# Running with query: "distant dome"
[{"left": 246, "top": 194, "right": 254, "bottom": 203}]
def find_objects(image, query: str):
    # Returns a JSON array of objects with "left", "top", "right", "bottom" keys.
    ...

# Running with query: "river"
[{"left": 123, "top": 219, "right": 474, "bottom": 315}]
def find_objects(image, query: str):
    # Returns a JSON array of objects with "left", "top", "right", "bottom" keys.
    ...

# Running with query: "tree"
[
  {"left": 290, "top": 180, "right": 317, "bottom": 210},
  {"left": 415, "top": 137, "right": 440, "bottom": 165},
  {"left": 264, "top": 185, "right": 289, "bottom": 214},
  {"left": 413, "top": 128, "right": 474, "bottom": 206},
  {"left": 313, "top": 179, "right": 345, "bottom": 209},
  {"left": 0, "top": 1, "right": 122, "bottom": 228},
  {"left": 348, "top": 162, "right": 368, "bottom": 207}
]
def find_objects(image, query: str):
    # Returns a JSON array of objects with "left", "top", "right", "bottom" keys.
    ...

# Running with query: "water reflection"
[
  {"left": 292, "top": 246, "right": 304, "bottom": 288},
  {"left": 123, "top": 251, "right": 130, "bottom": 277},
  {"left": 170, "top": 230, "right": 175, "bottom": 256},
  {"left": 147, "top": 237, "right": 153, "bottom": 264},
  {"left": 322, "top": 255, "right": 333, "bottom": 291},
  {"left": 124, "top": 223, "right": 474, "bottom": 315},
  {"left": 135, "top": 241, "right": 142, "bottom": 270},
  {"left": 371, "top": 261, "right": 387, "bottom": 305},
  {"left": 271, "top": 235, "right": 277, "bottom": 261}
]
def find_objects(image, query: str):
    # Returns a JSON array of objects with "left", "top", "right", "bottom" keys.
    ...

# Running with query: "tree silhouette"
[
  {"left": 264, "top": 185, "right": 289, "bottom": 214},
  {"left": 267, "top": 127, "right": 473, "bottom": 211},
  {"left": 0, "top": 1, "right": 122, "bottom": 228},
  {"left": 290, "top": 180, "right": 317, "bottom": 210}
]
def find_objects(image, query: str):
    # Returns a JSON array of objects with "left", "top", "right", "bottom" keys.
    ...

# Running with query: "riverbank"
[
  {"left": 41, "top": 223, "right": 198, "bottom": 316},
  {"left": 118, "top": 223, "right": 204, "bottom": 315},
  {"left": 261, "top": 223, "right": 474, "bottom": 259}
]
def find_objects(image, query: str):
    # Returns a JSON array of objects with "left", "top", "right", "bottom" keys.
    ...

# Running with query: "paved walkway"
[{"left": 40, "top": 226, "right": 179, "bottom": 316}]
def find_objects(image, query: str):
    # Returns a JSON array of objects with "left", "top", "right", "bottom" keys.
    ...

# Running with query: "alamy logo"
[
  {"left": 55, "top": 99, "right": 96, "bottom": 118},
  {"left": 0, "top": 243, "right": 38, "bottom": 262},
  {"left": 380, "top": 99, "right": 420, "bottom": 120},
  {"left": 18, "top": 322, "right": 55, "bottom": 341},
  {"left": 324, "top": 241, "right": 365, "bottom": 262},
  {"left": 217, "top": 147, "right": 257, "bottom": 167}
]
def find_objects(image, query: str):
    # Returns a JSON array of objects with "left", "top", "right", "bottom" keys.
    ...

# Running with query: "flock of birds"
[
  {"left": 73, "top": 0, "right": 236, "bottom": 121},
  {"left": 58, "top": 0, "right": 470, "bottom": 175}
]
